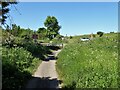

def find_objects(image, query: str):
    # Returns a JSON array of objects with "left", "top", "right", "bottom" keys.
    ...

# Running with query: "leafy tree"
[
  {"left": 44, "top": 16, "right": 61, "bottom": 40},
  {"left": 20, "top": 28, "right": 33, "bottom": 38},
  {"left": 37, "top": 27, "right": 46, "bottom": 33},
  {"left": 37, "top": 27, "right": 47, "bottom": 40},
  {"left": 97, "top": 31, "right": 104, "bottom": 37},
  {"left": 11, "top": 24, "right": 19, "bottom": 36},
  {"left": 0, "top": 1, "right": 17, "bottom": 25}
]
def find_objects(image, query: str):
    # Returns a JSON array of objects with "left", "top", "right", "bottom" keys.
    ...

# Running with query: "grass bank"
[{"left": 56, "top": 33, "right": 118, "bottom": 88}]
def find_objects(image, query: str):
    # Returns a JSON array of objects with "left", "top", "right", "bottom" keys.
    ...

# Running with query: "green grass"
[{"left": 56, "top": 33, "right": 118, "bottom": 88}]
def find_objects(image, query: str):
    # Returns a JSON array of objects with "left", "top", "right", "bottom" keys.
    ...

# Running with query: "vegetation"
[
  {"left": 1, "top": 1, "right": 118, "bottom": 89},
  {"left": 0, "top": 1, "right": 17, "bottom": 25},
  {"left": 1, "top": 14, "right": 62, "bottom": 89},
  {"left": 1, "top": 22, "right": 53, "bottom": 89},
  {"left": 56, "top": 33, "right": 118, "bottom": 88},
  {"left": 1, "top": 15, "right": 62, "bottom": 89},
  {"left": 2, "top": 30, "right": 53, "bottom": 89},
  {"left": 97, "top": 31, "right": 104, "bottom": 37},
  {"left": 2, "top": 46, "right": 40, "bottom": 89},
  {"left": 44, "top": 16, "right": 61, "bottom": 40},
  {"left": 37, "top": 27, "right": 47, "bottom": 40}
]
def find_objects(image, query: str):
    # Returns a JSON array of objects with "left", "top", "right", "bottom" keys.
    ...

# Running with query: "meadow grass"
[{"left": 56, "top": 33, "right": 118, "bottom": 88}]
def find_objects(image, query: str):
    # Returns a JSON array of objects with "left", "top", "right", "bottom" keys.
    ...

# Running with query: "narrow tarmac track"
[{"left": 25, "top": 49, "right": 62, "bottom": 89}]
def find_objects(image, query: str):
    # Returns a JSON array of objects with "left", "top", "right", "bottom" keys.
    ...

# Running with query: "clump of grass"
[{"left": 56, "top": 33, "right": 118, "bottom": 88}]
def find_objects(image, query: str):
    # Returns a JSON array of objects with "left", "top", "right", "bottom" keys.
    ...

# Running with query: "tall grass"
[{"left": 56, "top": 33, "right": 118, "bottom": 88}]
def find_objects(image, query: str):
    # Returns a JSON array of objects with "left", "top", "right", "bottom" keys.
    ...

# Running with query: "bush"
[
  {"left": 2, "top": 47, "right": 40, "bottom": 89},
  {"left": 22, "top": 43, "right": 50, "bottom": 59},
  {"left": 110, "top": 32, "right": 114, "bottom": 33},
  {"left": 70, "top": 36, "right": 73, "bottom": 39},
  {"left": 2, "top": 47, "right": 34, "bottom": 71},
  {"left": 97, "top": 31, "right": 104, "bottom": 37}
]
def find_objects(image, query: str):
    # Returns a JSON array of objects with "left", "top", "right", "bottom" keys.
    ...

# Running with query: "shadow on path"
[
  {"left": 25, "top": 77, "right": 62, "bottom": 89},
  {"left": 44, "top": 55, "right": 58, "bottom": 61},
  {"left": 43, "top": 46, "right": 60, "bottom": 61},
  {"left": 46, "top": 46, "right": 61, "bottom": 50},
  {"left": 24, "top": 49, "right": 63, "bottom": 89}
]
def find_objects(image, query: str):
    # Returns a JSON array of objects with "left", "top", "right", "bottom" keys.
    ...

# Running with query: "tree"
[
  {"left": 37, "top": 27, "right": 47, "bottom": 39},
  {"left": 44, "top": 16, "right": 61, "bottom": 40},
  {"left": 0, "top": 1, "right": 17, "bottom": 25},
  {"left": 11, "top": 24, "right": 22, "bottom": 37},
  {"left": 97, "top": 31, "right": 104, "bottom": 37},
  {"left": 37, "top": 27, "right": 46, "bottom": 33},
  {"left": 11, "top": 24, "right": 17, "bottom": 36}
]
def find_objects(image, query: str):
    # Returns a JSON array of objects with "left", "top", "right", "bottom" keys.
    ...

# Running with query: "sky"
[
  {"left": 18, "top": 0, "right": 119, "bottom": 2},
  {"left": 6, "top": 2, "right": 118, "bottom": 36}
]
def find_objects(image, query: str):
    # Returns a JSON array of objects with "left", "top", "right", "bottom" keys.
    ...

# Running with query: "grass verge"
[{"left": 56, "top": 33, "right": 118, "bottom": 88}]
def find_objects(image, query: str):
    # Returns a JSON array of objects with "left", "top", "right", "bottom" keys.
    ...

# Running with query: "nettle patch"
[{"left": 2, "top": 47, "right": 41, "bottom": 89}]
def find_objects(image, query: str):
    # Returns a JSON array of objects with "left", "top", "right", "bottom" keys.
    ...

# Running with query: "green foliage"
[
  {"left": 2, "top": 28, "right": 52, "bottom": 89},
  {"left": 70, "top": 36, "right": 73, "bottom": 39},
  {"left": 37, "top": 27, "right": 46, "bottom": 33},
  {"left": 37, "top": 27, "right": 47, "bottom": 40},
  {"left": 22, "top": 43, "right": 50, "bottom": 59},
  {"left": 11, "top": 24, "right": 20, "bottom": 36},
  {"left": 51, "top": 35, "right": 64, "bottom": 44},
  {"left": 52, "top": 38, "right": 62, "bottom": 45},
  {"left": 17, "top": 28, "right": 33, "bottom": 38},
  {"left": 2, "top": 47, "right": 41, "bottom": 89},
  {"left": 97, "top": 31, "right": 104, "bottom": 37},
  {"left": 56, "top": 33, "right": 118, "bottom": 88},
  {"left": 56, "top": 34, "right": 63, "bottom": 39},
  {"left": 2, "top": 47, "right": 33, "bottom": 70},
  {"left": 81, "top": 34, "right": 90, "bottom": 39},
  {"left": 1, "top": 1, "right": 17, "bottom": 24},
  {"left": 1, "top": 14, "right": 62, "bottom": 89},
  {"left": 2, "top": 31, "right": 16, "bottom": 47},
  {"left": 44, "top": 16, "right": 61, "bottom": 40},
  {"left": 110, "top": 31, "right": 114, "bottom": 33},
  {"left": 93, "top": 34, "right": 96, "bottom": 37}
]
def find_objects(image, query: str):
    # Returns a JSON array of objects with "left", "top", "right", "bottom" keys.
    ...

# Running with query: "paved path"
[{"left": 25, "top": 50, "right": 62, "bottom": 89}]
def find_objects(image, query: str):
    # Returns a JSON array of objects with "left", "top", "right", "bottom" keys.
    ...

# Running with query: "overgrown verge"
[
  {"left": 2, "top": 46, "right": 42, "bottom": 89},
  {"left": 2, "top": 34, "right": 52, "bottom": 89},
  {"left": 56, "top": 33, "right": 118, "bottom": 88}
]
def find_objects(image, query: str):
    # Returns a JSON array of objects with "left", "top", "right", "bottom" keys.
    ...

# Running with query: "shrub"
[
  {"left": 110, "top": 32, "right": 114, "bottom": 33},
  {"left": 22, "top": 43, "right": 50, "bottom": 59},
  {"left": 97, "top": 31, "right": 104, "bottom": 37},
  {"left": 70, "top": 36, "right": 73, "bottom": 39},
  {"left": 2, "top": 47, "right": 40, "bottom": 89}
]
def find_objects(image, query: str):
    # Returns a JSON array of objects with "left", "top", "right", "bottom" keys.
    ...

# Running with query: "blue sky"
[{"left": 7, "top": 2, "right": 118, "bottom": 36}]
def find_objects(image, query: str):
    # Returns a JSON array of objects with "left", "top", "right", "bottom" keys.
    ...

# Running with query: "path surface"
[{"left": 25, "top": 49, "right": 62, "bottom": 89}]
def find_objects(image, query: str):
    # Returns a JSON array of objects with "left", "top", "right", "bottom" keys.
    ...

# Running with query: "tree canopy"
[
  {"left": 37, "top": 27, "right": 47, "bottom": 40},
  {"left": 0, "top": 1, "right": 17, "bottom": 25},
  {"left": 44, "top": 16, "right": 61, "bottom": 40},
  {"left": 97, "top": 31, "right": 104, "bottom": 37}
]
